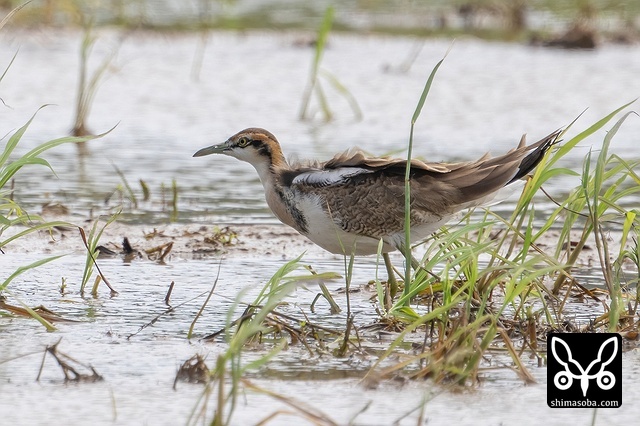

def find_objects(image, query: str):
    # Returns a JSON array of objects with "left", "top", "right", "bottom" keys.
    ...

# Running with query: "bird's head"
[{"left": 193, "top": 128, "right": 286, "bottom": 172}]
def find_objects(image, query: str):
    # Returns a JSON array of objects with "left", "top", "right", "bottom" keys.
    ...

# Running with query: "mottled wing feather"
[
  {"left": 286, "top": 130, "right": 560, "bottom": 238},
  {"left": 291, "top": 171, "right": 454, "bottom": 238}
]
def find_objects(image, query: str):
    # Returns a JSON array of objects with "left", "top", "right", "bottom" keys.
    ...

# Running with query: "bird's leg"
[{"left": 382, "top": 252, "right": 398, "bottom": 300}]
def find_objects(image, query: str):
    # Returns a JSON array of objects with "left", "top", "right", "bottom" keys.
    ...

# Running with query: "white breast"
[{"left": 294, "top": 193, "right": 395, "bottom": 255}]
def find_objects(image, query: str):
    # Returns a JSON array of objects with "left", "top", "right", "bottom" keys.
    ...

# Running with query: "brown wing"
[
  {"left": 288, "top": 130, "right": 560, "bottom": 238},
  {"left": 322, "top": 130, "right": 560, "bottom": 203}
]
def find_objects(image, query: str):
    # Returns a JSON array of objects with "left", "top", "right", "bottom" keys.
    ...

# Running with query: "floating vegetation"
[
  {"left": 0, "top": 294, "right": 77, "bottom": 325},
  {"left": 203, "top": 226, "right": 238, "bottom": 247},
  {"left": 174, "top": 354, "right": 210, "bottom": 388}
]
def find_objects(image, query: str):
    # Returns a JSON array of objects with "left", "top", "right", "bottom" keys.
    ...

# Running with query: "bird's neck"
[{"left": 252, "top": 157, "right": 306, "bottom": 233}]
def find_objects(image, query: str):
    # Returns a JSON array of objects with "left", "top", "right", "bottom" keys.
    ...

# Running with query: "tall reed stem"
[{"left": 402, "top": 54, "right": 447, "bottom": 304}]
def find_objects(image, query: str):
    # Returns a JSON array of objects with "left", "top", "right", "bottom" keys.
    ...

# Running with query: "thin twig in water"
[
  {"left": 202, "top": 310, "right": 255, "bottom": 341},
  {"left": 0, "top": 349, "right": 44, "bottom": 366},
  {"left": 79, "top": 227, "right": 118, "bottom": 295},
  {"left": 37, "top": 338, "right": 103, "bottom": 382},
  {"left": 127, "top": 291, "right": 209, "bottom": 339},
  {"left": 165, "top": 281, "right": 175, "bottom": 305},
  {"left": 540, "top": 185, "right": 588, "bottom": 218},
  {"left": 244, "top": 379, "right": 339, "bottom": 426},
  {"left": 188, "top": 260, "right": 222, "bottom": 339}
]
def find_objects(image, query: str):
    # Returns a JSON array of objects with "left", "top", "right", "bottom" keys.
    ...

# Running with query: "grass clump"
[
  {"left": 187, "top": 255, "right": 340, "bottom": 426},
  {"left": 368, "top": 94, "right": 639, "bottom": 385},
  {"left": 0, "top": 15, "right": 114, "bottom": 322},
  {"left": 348, "top": 51, "right": 640, "bottom": 386},
  {"left": 0, "top": 108, "right": 110, "bottom": 325}
]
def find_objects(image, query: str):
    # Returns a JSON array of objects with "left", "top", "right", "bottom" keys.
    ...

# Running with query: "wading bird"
[{"left": 194, "top": 128, "right": 560, "bottom": 296}]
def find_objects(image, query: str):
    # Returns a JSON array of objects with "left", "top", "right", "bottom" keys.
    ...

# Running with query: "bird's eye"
[{"left": 237, "top": 137, "right": 251, "bottom": 147}]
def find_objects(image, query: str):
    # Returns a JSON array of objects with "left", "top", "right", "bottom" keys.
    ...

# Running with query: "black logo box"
[{"left": 547, "top": 332, "right": 622, "bottom": 408}]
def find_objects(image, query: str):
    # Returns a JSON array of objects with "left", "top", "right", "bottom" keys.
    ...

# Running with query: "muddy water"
[{"left": 1, "top": 29, "right": 640, "bottom": 425}]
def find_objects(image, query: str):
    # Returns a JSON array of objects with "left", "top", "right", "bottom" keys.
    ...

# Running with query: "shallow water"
[
  {"left": 0, "top": 252, "right": 638, "bottom": 425},
  {"left": 1, "top": 30, "right": 639, "bottom": 225}
]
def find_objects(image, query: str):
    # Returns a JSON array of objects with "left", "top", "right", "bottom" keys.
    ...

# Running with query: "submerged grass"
[{"left": 105, "top": 164, "right": 182, "bottom": 222}]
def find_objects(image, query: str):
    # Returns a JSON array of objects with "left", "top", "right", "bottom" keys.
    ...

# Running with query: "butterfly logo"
[{"left": 551, "top": 335, "right": 618, "bottom": 397}]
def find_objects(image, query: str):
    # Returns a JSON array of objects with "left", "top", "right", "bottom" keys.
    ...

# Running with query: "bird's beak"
[{"left": 193, "top": 140, "right": 232, "bottom": 157}]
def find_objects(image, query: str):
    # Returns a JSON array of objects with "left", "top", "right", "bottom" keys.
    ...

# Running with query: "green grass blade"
[
  {"left": 0, "top": 221, "right": 71, "bottom": 250},
  {"left": 0, "top": 50, "right": 18, "bottom": 85},
  {"left": 0, "top": 157, "right": 53, "bottom": 189},
  {"left": 112, "top": 164, "right": 138, "bottom": 208},
  {"left": 410, "top": 56, "right": 446, "bottom": 125},
  {"left": 1, "top": 254, "right": 66, "bottom": 292},
  {"left": 80, "top": 213, "right": 119, "bottom": 292},
  {"left": 546, "top": 99, "right": 635, "bottom": 169},
  {"left": 24, "top": 129, "right": 112, "bottom": 159},
  {"left": 0, "top": 106, "right": 44, "bottom": 167},
  {"left": 402, "top": 52, "right": 448, "bottom": 302}
]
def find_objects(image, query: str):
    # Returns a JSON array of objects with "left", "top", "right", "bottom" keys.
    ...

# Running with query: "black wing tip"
[{"left": 507, "top": 129, "right": 563, "bottom": 184}]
